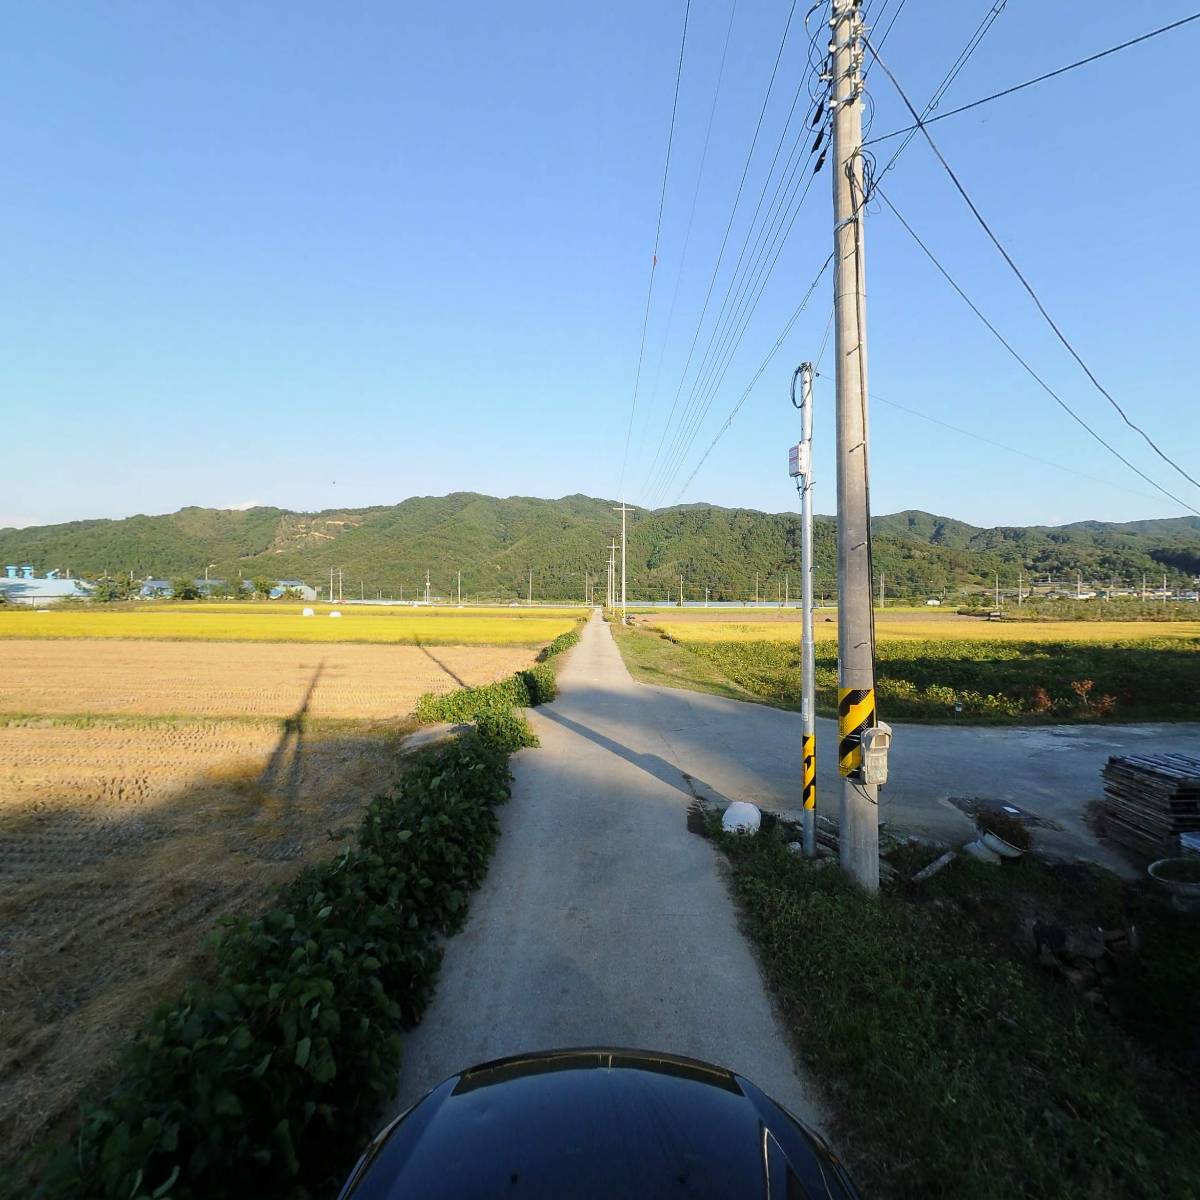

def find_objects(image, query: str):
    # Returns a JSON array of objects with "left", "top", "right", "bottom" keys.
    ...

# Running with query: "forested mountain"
[{"left": 1, "top": 494, "right": 1197, "bottom": 601}]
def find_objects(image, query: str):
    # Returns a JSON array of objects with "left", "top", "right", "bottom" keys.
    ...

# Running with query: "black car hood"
[{"left": 339, "top": 1048, "right": 859, "bottom": 1199}]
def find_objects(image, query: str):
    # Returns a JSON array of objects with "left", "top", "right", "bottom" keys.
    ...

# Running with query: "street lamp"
[{"left": 204, "top": 563, "right": 217, "bottom": 583}]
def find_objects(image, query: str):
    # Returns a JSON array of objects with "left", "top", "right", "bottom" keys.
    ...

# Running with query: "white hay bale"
[
  {"left": 301, "top": 607, "right": 315, "bottom": 617},
  {"left": 329, "top": 610, "right": 342, "bottom": 618}
]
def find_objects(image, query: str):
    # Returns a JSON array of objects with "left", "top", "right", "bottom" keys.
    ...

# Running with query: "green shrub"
[
  {"left": 414, "top": 662, "right": 556, "bottom": 724},
  {"left": 33, "top": 731, "right": 514, "bottom": 1200},
  {"left": 474, "top": 708, "right": 538, "bottom": 753},
  {"left": 536, "top": 627, "right": 580, "bottom": 662}
]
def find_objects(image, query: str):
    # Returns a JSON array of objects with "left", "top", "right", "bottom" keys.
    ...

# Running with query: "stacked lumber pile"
[{"left": 1101, "top": 753, "right": 1200, "bottom": 859}]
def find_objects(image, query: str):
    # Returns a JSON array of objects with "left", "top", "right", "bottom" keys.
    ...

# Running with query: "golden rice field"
[
  {"left": 0, "top": 605, "right": 580, "bottom": 645},
  {"left": 646, "top": 612, "right": 1200, "bottom": 644}
]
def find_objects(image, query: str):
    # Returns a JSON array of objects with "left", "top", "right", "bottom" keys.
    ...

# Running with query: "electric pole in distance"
[
  {"left": 613, "top": 504, "right": 631, "bottom": 623},
  {"left": 831, "top": 0, "right": 885, "bottom": 892},
  {"left": 791, "top": 362, "right": 817, "bottom": 858}
]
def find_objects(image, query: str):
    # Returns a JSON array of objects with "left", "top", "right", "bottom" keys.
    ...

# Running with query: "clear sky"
[{"left": 3, "top": 1, "right": 1198, "bottom": 530}]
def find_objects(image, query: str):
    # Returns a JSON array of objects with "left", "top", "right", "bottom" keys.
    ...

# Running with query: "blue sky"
[{"left": 3, "top": 1, "right": 1198, "bottom": 530}]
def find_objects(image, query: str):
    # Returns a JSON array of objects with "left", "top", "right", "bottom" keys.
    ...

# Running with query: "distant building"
[
  {"left": 139, "top": 579, "right": 174, "bottom": 598},
  {"left": 1, "top": 565, "right": 93, "bottom": 605},
  {"left": 271, "top": 580, "right": 318, "bottom": 601}
]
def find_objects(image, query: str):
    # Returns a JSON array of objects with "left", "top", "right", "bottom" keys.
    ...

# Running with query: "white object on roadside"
[
  {"left": 722, "top": 801, "right": 761, "bottom": 836},
  {"left": 329, "top": 611, "right": 342, "bottom": 618},
  {"left": 301, "top": 607, "right": 315, "bottom": 617}
]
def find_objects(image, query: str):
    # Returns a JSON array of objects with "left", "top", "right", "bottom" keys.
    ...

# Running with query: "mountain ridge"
[{"left": 1, "top": 494, "right": 1196, "bottom": 600}]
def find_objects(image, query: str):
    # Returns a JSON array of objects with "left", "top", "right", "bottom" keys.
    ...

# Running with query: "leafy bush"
[
  {"left": 32, "top": 731, "right": 514, "bottom": 1200},
  {"left": 414, "top": 662, "right": 556, "bottom": 723},
  {"left": 536, "top": 627, "right": 581, "bottom": 662},
  {"left": 474, "top": 707, "right": 538, "bottom": 752}
]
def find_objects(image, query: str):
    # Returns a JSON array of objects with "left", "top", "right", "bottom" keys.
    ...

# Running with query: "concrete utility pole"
[
  {"left": 755, "top": 571, "right": 759, "bottom": 605},
  {"left": 1142, "top": 572, "right": 1148, "bottom": 601},
  {"left": 1164, "top": 572, "right": 1168, "bottom": 605},
  {"left": 995, "top": 572, "right": 1001, "bottom": 611},
  {"left": 528, "top": 567, "right": 533, "bottom": 606},
  {"left": 705, "top": 585, "right": 709, "bottom": 607},
  {"left": 878, "top": 571, "right": 885, "bottom": 609},
  {"left": 792, "top": 361, "right": 818, "bottom": 858},
  {"left": 831, "top": 0, "right": 880, "bottom": 891},
  {"left": 613, "top": 504, "right": 631, "bottom": 622},
  {"left": 680, "top": 573, "right": 684, "bottom": 608},
  {"left": 425, "top": 570, "right": 431, "bottom": 605},
  {"left": 1018, "top": 570, "right": 1024, "bottom": 606},
  {"left": 457, "top": 570, "right": 461, "bottom": 605}
]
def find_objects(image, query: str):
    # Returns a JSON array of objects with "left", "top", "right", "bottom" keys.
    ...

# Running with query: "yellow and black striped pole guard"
[{"left": 837, "top": 687, "right": 875, "bottom": 777}]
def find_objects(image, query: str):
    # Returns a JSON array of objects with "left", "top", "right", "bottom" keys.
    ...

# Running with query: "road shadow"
[{"left": 535, "top": 701, "right": 733, "bottom": 807}]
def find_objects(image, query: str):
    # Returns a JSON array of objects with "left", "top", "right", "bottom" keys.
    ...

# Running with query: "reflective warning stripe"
[
  {"left": 802, "top": 732, "right": 816, "bottom": 810},
  {"left": 838, "top": 687, "right": 875, "bottom": 776}
]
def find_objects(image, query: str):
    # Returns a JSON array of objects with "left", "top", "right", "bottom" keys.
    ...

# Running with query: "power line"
[
  {"left": 865, "top": 12, "right": 1200, "bottom": 146},
  {"left": 617, "top": 0, "right": 692, "bottom": 497},
  {"left": 675, "top": 253, "right": 833, "bottom": 500},
  {"left": 875, "top": 185, "right": 1200, "bottom": 517},
  {"left": 640, "top": 0, "right": 801, "bottom": 497},
  {"left": 874, "top": 0, "right": 1008, "bottom": 186},
  {"left": 865, "top": 391, "right": 1166, "bottom": 503},
  {"left": 646, "top": 70, "right": 821, "bottom": 499},
  {"left": 644, "top": 0, "right": 739, "bottom": 434},
  {"left": 865, "top": 36, "right": 1200, "bottom": 494}
]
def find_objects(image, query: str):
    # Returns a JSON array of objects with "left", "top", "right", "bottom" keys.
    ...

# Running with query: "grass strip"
[{"left": 713, "top": 823, "right": 1200, "bottom": 1199}]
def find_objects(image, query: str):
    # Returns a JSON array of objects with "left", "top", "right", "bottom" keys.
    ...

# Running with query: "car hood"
[{"left": 339, "top": 1048, "right": 859, "bottom": 1199}]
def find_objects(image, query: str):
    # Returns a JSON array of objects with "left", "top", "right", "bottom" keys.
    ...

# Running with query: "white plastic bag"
[{"left": 722, "top": 801, "right": 761, "bottom": 836}]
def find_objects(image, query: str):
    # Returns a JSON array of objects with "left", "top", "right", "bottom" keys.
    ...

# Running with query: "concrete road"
[{"left": 391, "top": 611, "right": 826, "bottom": 1130}]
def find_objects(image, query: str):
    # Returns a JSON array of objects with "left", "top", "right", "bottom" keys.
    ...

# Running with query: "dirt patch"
[{"left": 0, "top": 639, "right": 536, "bottom": 720}]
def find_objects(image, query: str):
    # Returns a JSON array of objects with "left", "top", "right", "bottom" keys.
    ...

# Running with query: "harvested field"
[
  {"left": 0, "top": 716, "right": 411, "bottom": 1167},
  {"left": 0, "top": 623, "right": 549, "bottom": 1170},
  {"left": 0, "top": 639, "right": 538, "bottom": 720}
]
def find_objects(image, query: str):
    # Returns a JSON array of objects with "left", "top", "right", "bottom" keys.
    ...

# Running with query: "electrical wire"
[
  {"left": 617, "top": 0, "right": 692, "bottom": 497},
  {"left": 640, "top": 0, "right": 803, "bottom": 497},
  {"left": 875, "top": 184, "right": 1200, "bottom": 518},
  {"left": 644, "top": 0, "right": 740, "bottom": 432},
  {"left": 675, "top": 253, "right": 833, "bottom": 500},
  {"left": 874, "top": 0, "right": 1008, "bottom": 186},
  {"left": 866, "top": 392, "right": 1167, "bottom": 503},
  {"left": 865, "top": 11, "right": 1200, "bottom": 146},
  {"left": 865, "top": 37, "right": 1200, "bottom": 495},
  {"left": 649, "top": 109, "right": 828, "bottom": 501}
]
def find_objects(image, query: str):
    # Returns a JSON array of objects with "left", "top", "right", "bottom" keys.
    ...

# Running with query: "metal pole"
[
  {"left": 680, "top": 573, "right": 684, "bottom": 608},
  {"left": 831, "top": 0, "right": 879, "bottom": 891},
  {"left": 796, "top": 362, "right": 818, "bottom": 858}
]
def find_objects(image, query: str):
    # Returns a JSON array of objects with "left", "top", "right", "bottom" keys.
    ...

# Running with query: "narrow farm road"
[{"left": 391, "top": 610, "right": 826, "bottom": 1129}]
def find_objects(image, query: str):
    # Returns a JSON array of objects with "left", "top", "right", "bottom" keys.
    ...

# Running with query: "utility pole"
[
  {"left": 1142, "top": 572, "right": 1148, "bottom": 601},
  {"left": 878, "top": 571, "right": 885, "bottom": 610},
  {"left": 1076, "top": 570, "right": 1082, "bottom": 600},
  {"left": 791, "top": 361, "right": 818, "bottom": 858},
  {"left": 528, "top": 567, "right": 533, "bottom": 606},
  {"left": 680, "top": 573, "right": 684, "bottom": 608},
  {"left": 330, "top": 566, "right": 334, "bottom": 604},
  {"left": 613, "top": 504, "right": 631, "bottom": 622},
  {"left": 425, "top": 570, "right": 431, "bottom": 605},
  {"left": 1018, "top": 569, "right": 1023, "bottom": 606},
  {"left": 785, "top": 572, "right": 789, "bottom": 608},
  {"left": 705, "top": 585, "right": 709, "bottom": 607},
  {"left": 995, "top": 572, "right": 1000, "bottom": 612},
  {"left": 755, "top": 571, "right": 759, "bottom": 605},
  {"left": 831, "top": 0, "right": 880, "bottom": 891},
  {"left": 1164, "top": 572, "right": 1168, "bottom": 605},
  {"left": 457, "top": 569, "right": 462, "bottom": 605}
]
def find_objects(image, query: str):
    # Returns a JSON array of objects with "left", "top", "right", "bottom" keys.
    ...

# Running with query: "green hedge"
[
  {"left": 536, "top": 627, "right": 580, "bottom": 662},
  {"left": 413, "top": 662, "right": 556, "bottom": 724},
  {"left": 33, "top": 730, "right": 515, "bottom": 1200}
]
